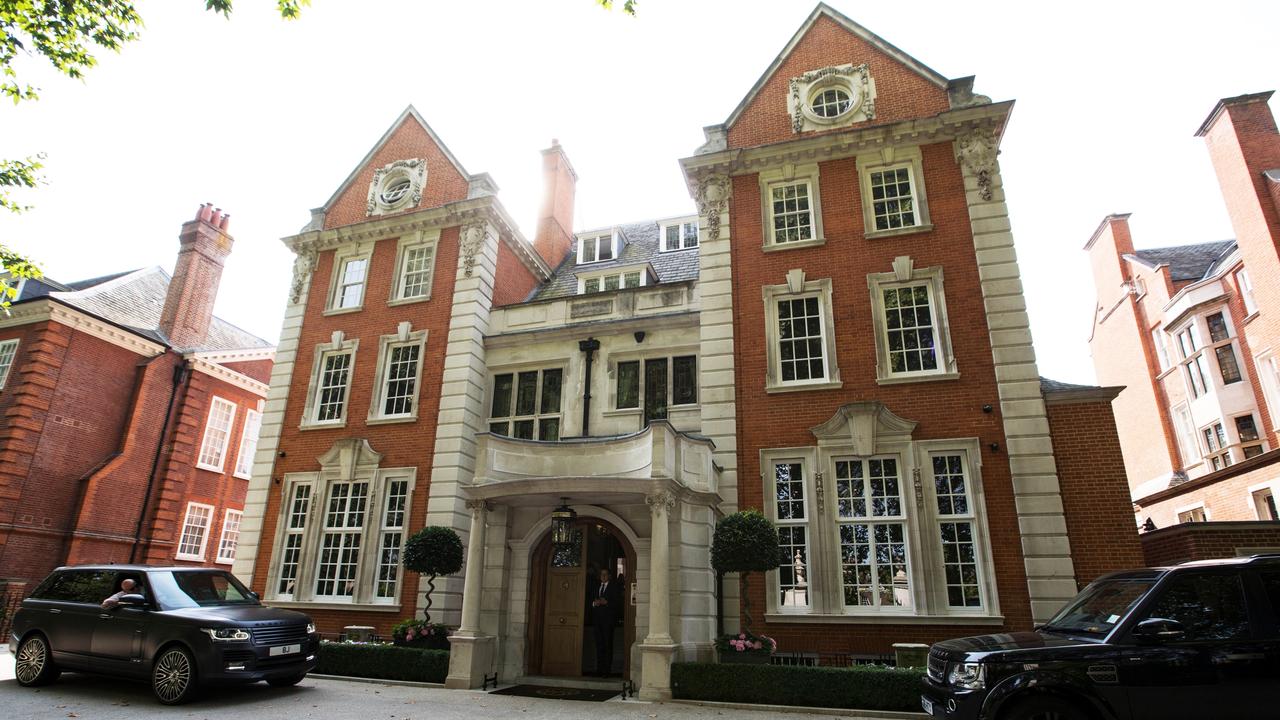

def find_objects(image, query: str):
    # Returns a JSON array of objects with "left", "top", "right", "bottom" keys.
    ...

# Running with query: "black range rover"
[
  {"left": 8, "top": 565, "right": 319, "bottom": 704},
  {"left": 921, "top": 555, "right": 1280, "bottom": 720}
]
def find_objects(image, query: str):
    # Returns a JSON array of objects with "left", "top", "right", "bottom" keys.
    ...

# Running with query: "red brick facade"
[{"left": 1140, "top": 520, "right": 1280, "bottom": 566}]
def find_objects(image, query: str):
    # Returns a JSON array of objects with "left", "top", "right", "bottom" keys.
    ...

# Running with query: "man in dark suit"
[{"left": 589, "top": 568, "right": 623, "bottom": 676}]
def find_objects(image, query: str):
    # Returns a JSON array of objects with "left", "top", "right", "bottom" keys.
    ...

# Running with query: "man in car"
[{"left": 101, "top": 578, "right": 139, "bottom": 609}]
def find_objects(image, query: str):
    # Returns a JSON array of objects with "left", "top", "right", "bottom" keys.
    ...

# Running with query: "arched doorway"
[{"left": 526, "top": 516, "right": 636, "bottom": 679}]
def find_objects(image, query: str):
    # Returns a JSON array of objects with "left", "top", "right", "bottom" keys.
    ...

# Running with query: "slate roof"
[
  {"left": 46, "top": 266, "right": 272, "bottom": 352},
  {"left": 1039, "top": 377, "right": 1098, "bottom": 394},
  {"left": 531, "top": 219, "right": 700, "bottom": 301},
  {"left": 1131, "top": 240, "right": 1236, "bottom": 282}
]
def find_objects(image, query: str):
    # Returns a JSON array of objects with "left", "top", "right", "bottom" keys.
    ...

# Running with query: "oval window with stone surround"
[
  {"left": 380, "top": 177, "right": 412, "bottom": 205},
  {"left": 810, "top": 87, "right": 852, "bottom": 118}
]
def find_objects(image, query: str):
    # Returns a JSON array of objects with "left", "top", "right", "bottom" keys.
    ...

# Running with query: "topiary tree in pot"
[
  {"left": 710, "top": 510, "right": 781, "bottom": 663},
  {"left": 402, "top": 526, "right": 464, "bottom": 628}
]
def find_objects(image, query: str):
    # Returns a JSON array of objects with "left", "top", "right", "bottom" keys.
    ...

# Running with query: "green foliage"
[
  {"left": 595, "top": 0, "right": 637, "bottom": 15},
  {"left": 315, "top": 642, "right": 449, "bottom": 683},
  {"left": 714, "top": 630, "right": 776, "bottom": 657},
  {"left": 403, "top": 526, "right": 464, "bottom": 578},
  {"left": 391, "top": 618, "right": 450, "bottom": 649},
  {"left": 204, "top": 1, "right": 309, "bottom": 20},
  {"left": 670, "top": 662, "right": 926, "bottom": 712},
  {"left": 0, "top": 155, "right": 42, "bottom": 214},
  {"left": 0, "top": 0, "right": 142, "bottom": 104},
  {"left": 711, "top": 510, "right": 781, "bottom": 575}
]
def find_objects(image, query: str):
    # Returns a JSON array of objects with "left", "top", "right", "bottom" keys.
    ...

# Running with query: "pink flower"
[
  {"left": 738, "top": 633, "right": 746, "bottom": 640},
  {"left": 752, "top": 641, "right": 762, "bottom": 650}
]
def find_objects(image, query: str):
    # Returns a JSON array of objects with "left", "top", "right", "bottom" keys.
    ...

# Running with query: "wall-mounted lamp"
[
  {"left": 982, "top": 404, "right": 993, "bottom": 414},
  {"left": 634, "top": 331, "right": 646, "bottom": 343},
  {"left": 989, "top": 442, "right": 1000, "bottom": 454}
]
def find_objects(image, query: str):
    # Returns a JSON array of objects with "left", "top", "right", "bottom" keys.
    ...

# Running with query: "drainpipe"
[
  {"left": 129, "top": 358, "right": 190, "bottom": 563},
  {"left": 578, "top": 337, "right": 600, "bottom": 437}
]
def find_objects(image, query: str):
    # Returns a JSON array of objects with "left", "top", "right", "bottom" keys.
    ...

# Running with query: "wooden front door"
[{"left": 541, "top": 530, "right": 585, "bottom": 676}]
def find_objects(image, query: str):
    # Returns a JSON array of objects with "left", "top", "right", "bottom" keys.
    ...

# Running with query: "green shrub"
[
  {"left": 403, "top": 526, "right": 464, "bottom": 623},
  {"left": 314, "top": 642, "right": 450, "bottom": 683},
  {"left": 710, "top": 510, "right": 781, "bottom": 631},
  {"left": 671, "top": 661, "right": 925, "bottom": 712}
]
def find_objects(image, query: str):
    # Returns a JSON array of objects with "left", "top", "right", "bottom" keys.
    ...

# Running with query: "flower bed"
[
  {"left": 714, "top": 631, "right": 776, "bottom": 664},
  {"left": 314, "top": 641, "right": 450, "bottom": 683},
  {"left": 392, "top": 619, "right": 451, "bottom": 650},
  {"left": 671, "top": 661, "right": 925, "bottom": 712}
]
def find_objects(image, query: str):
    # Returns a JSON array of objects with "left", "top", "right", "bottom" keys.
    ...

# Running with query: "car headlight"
[
  {"left": 306, "top": 622, "right": 316, "bottom": 634},
  {"left": 947, "top": 662, "right": 986, "bottom": 690},
  {"left": 202, "top": 627, "right": 251, "bottom": 642}
]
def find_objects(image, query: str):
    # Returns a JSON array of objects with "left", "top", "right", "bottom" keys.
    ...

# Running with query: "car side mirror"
[
  {"left": 1133, "top": 617, "right": 1185, "bottom": 643},
  {"left": 247, "top": 591, "right": 260, "bottom": 602},
  {"left": 118, "top": 593, "right": 147, "bottom": 607}
]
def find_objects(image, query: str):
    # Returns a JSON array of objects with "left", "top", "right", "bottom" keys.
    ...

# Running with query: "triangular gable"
[
  {"left": 320, "top": 105, "right": 472, "bottom": 214},
  {"left": 724, "top": 3, "right": 949, "bottom": 131}
]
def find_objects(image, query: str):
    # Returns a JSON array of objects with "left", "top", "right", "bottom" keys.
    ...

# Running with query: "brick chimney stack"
[
  {"left": 533, "top": 139, "right": 577, "bottom": 268},
  {"left": 159, "top": 203, "right": 234, "bottom": 349}
]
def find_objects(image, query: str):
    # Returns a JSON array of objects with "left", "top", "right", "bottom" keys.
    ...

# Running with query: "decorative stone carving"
[
  {"left": 955, "top": 132, "right": 998, "bottom": 202},
  {"left": 814, "top": 469, "right": 825, "bottom": 512},
  {"left": 891, "top": 255, "right": 914, "bottom": 283},
  {"left": 788, "top": 63, "right": 875, "bottom": 134},
  {"left": 694, "top": 174, "right": 731, "bottom": 241},
  {"left": 785, "top": 268, "right": 807, "bottom": 294},
  {"left": 810, "top": 402, "right": 918, "bottom": 455},
  {"left": 645, "top": 490, "right": 677, "bottom": 515},
  {"left": 289, "top": 245, "right": 319, "bottom": 305},
  {"left": 460, "top": 223, "right": 486, "bottom": 277},
  {"left": 464, "top": 498, "right": 492, "bottom": 513},
  {"left": 367, "top": 158, "right": 427, "bottom": 217}
]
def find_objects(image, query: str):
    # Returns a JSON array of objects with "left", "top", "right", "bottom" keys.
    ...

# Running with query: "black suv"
[
  {"left": 8, "top": 565, "right": 319, "bottom": 704},
  {"left": 921, "top": 555, "right": 1280, "bottom": 720}
]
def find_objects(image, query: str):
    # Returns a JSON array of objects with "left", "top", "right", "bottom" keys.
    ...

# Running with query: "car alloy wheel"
[
  {"left": 153, "top": 647, "right": 195, "bottom": 704},
  {"left": 15, "top": 636, "right": 48, "bottom": 685}
]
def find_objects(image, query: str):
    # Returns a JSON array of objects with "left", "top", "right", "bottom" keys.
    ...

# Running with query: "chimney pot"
[{"left": 533, "top": 141, "right": 577, "bottom": 268}]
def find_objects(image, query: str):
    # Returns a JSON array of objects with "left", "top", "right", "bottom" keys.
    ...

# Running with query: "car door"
[
  {"left": 1250, "top": 568, "right": 1280, "bottom": 706},
  {"left": 39, "top": 570, "right": 113, "bottom": 662},
  {"left": 1118, "top": 570, "right": 1256, "bottom": 720},
  {"left": 90, "top": 572, "right": 148, "bottom": 671}
]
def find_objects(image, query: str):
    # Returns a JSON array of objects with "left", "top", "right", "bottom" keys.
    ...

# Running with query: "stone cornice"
[
  {"left": 0, "top": 298, "right": 166, "bottom": 357},
  {"left": 187, "top": 347, "right": 276, "bottom": 364},
  {"left": 281, "top": 196, "right": 551, "bottom": 282},
  {"left": 186, "top": 356, "right": 270, "bottom": 397},
  {"left": 680, "top": 101, "right": 1014, "bottom": 189}
]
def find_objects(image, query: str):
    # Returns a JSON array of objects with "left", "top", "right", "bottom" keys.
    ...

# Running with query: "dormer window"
[
  {"left": 661, "top": 220, "right": 699, "bottom": 252},
  {"left": 578, "top": 232, "right": 616, "bottom": 264}
]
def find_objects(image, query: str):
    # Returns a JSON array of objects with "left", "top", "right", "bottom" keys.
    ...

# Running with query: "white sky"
[{"left": 1, "top": 0, "right": 1278, "bottom": 384}]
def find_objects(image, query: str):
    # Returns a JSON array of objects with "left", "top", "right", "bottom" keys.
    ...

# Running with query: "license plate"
[
  {"left": 921, "top": 696, "right": 934, "bottom": 715},
  {"left": 270, "top": 644, "right": 302, "bottom": 657}
]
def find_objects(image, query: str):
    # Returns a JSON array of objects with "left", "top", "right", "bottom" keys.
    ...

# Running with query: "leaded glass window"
[{"left": 489, "top": 368, "right": 563, "bottom": 441}]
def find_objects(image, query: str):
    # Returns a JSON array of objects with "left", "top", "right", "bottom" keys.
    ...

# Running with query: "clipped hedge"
[
  {"left": 671, "top": 661, "right": 924, "bottom": 712},
  {"left": 314, "top": 642, "right": 450, "bottom": 683}
]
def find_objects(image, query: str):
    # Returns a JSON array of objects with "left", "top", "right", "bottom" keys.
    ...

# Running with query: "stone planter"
[{"left": 717, "top": 649, "right": 771, "bottom": 665}]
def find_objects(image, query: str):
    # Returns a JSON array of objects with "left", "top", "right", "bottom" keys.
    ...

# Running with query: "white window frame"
[
  {"left": 368, "top": 326, "right": 428, "bottom": 423},
  {"left": 373, "top": 476, "right": 411, "bottom": 603},
  {"left": 1172, "top": 403, "right": 1199, "bottom": 470},
  {"left": 325, "top": 244, "right": 373, "bottom": 313},
  {"left": 196, "top": 396, "right": 237, "bottom": 473},
  {"left": 1152, "top": 327, "right": 1172, "bottom": 372},
  {"left": 760, "top": 164, "right": 824, "bottom": 250},
  {"left": 857, "top": 146, "right": 932, "bottom": 238},
  {"left": 175, "top": 502, "right": 215, "bottom": 561},
  {"left": 762, "top": 452, "right": 814, "bottom": 614},
  {"left": 1247, "top": 481, "right": 1280, "bottom": 521},
  {"left": 1174, "top": 322, "right": 1210, "bottom": 398},
  {"left": 301, "top": 335, "right": 359, "bottom": 429},
  {"left": 1237, "top": 268, "right": 1258, "bottom": 316},
  {"left": 868, "top": 257, "right": 959, "bottom": 384},
  {"left": 268, "top": 456, "right": 417, "bottom": 607},
  {"left": 216, "top": 509, "right": 242, "bottom": 565},
  {"left": 1175, "top": 502, "right": 1209, "bottom": 523},
  {"left": 577, "top": 265, "right": 648, "bottom": 295},
  {"left": 577, "top": 231, "right": 617, "bottom": 265},
  {"left": 389, "top": 230, "right": 439, "bottom": 304},
  {"left": 314, "top": 479, "right": 369, "bottom": 601},
  {"left": 659, "top": 218, "right": 699, "bottom": 252},
  {"left": 1255, "top": 351, "right": 1280, "bottom": 430},
  {"left": 830, "top": 454, "right": 914, "bottom": 613},
  {"left": 0, "top": 338, "right": 19, "bottom": 390},
  {"left": 760, "top": 435, "right": 997, "bottom": 621},
  {"left": 233, "top": 408, "right": 262, "bottom": 479},
  {"left": 762, "top": 271, "right": 841, "bottom": 393},
  {"left": 1200, "top": 421, "right": 1232, "bottom": 471}
]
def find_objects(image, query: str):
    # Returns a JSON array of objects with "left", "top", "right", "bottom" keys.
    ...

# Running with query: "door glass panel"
[
  {"left": 551, "top": 529, "right": 584, "bottom": 567},
  {"left": 1141, "top": 573, "right": 1251, "bottom": 641}
]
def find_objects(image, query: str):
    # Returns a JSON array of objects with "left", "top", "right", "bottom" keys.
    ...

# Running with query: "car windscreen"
[
  {"left": 149, "top": 570, "right": 257, "bottom": 609},
  {"left": 1041, "top": 577, "right": 1156, "bottom": 639}
]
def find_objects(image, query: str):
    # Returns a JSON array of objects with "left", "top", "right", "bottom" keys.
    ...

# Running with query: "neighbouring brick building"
[
  {"left": 233, "top": 3, "right": 1140, "bottom": 699},
  {"left": 1087, "top": 91, "right": 1280, "bottom": 533},
  {"left": 0, "top": 205, "right": 273, "bottom": 625}
]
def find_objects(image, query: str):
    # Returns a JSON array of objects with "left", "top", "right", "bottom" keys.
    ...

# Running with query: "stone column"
[
  {"left": 445, "top": 499, "right": 495, "bottom": 689},
  {"left": 638, "top": 490, "right": 678, "bottom": 701}
]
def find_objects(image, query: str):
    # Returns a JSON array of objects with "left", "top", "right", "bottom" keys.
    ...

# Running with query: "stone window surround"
[
  {"left": 1254, "top": 350, "right": 1280, "bottom": 433},
  {"left": 762, "top": 269, "right": 842, "bottom": 393},
  {"left": 1226, "top": 411, "right": 1268, "bottom": 462},
  {"left": 1171, "top": 402, "right": 1200, "bottom": 472},
  {"left": 300, "top": 332, "right": 360, "bottom": 430},
  {"left": 1175, "top": 501, "right": 1209, "bottom": 523},
  {"left": 324, "top": 243, "right": 374, "bottom": 316},
  {"left": 1173, "top": 309, "right": 1247, "bottom": 396},
  {"left": 759, "top": 164, "right": 826, "bottom": 251},
  {"left": 1235, "top": 267, "right": 1258, "bottom": 318},
  {"left": 196, "top": 395, "right": 238, "bottom": 473},
  {"left": 866, "top": 256, "right": 960, "bottom": 385},
  {"left": 266, "top": 448, "right": 417, "bottom": 610},
  {"left": 788, "top": 63, "right": 876, "bottom": 134},
  {"left": 367, "top": 322, "right": 428, "bottom": 425},
  {"left": 856, "top": 146, "right": 933, "bottom": 239},
  {"left": 760, "top": 438, "right": 1000, "bottom": 624},
  {"left": 366, "top": 158, "right": 426, "bottom": 218},
  {"left": 1246, "top": 480, "right": 1280, "bottom": 520},
  {"left": 0, "top": 338, "right": 19, "bottom": 390},
  {"left": 605, "top": 346, "right": 701, "bottom": 416},
  {"left": 388, "top": 230, "right": 440, "bottom": 306},
  {"left": 485, "top": 363, "right": 568, "bottom": 440},
  {"left": 215, "top": 508, "right": 242, "bottom": 565},
  {"left": 175, "top": 501, "right": 215, "bottom": 562},
  {"left": 576, "top": 263, "right": 651, "bottom": 295}
]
